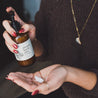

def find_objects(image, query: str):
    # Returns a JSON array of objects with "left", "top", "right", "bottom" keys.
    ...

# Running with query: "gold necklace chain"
[{"left": 70, "top": 0, "right": 97, "bottom": 45}]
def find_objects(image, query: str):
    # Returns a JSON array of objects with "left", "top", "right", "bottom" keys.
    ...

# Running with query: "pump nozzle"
[
  {"left": 9, "top": 11, "right": 15, "bottom": 16},
  {"left": 9, "top": 11, "right": 21, "bottom": 34}
]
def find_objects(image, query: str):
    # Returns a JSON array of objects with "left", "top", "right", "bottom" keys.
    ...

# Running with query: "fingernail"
[
  {"left": 31, "top": 90, "right": 39, "bottom": 96},
  {"left": 13, "top": 50, "right": 18, "bottom": 54},
  {"left": 5, "top": 77, "right": 11, "bottom": 81},
  {"left": 13, "top": 44, "right": 18, "bottom": 49},
  {"left": 19, "top": 28, "right": 25, "bottom": 33},
  {"left": 12, "top": 32, "right": 17, "bottom": 37}
]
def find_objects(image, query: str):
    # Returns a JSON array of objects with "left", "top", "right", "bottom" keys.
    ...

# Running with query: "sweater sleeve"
[
  {"left": 34, "top": 0, "right": 49, "bottom": 56},
  {"left": 82, "top": 69, "right": 98, "bottom": 97}
]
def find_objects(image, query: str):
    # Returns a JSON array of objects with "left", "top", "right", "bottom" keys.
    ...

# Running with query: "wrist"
[
  {"left": 63, "top": 66, "right": 97, "bottom": 90},
  {"left": 63, "top": 66, "right": 77, "bottom": 83},
  {"left": 29, "top": 24, "right": 36, "bottom": 40}
]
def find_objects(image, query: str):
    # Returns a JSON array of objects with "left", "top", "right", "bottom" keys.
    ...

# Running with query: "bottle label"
[{"left": 14, "top": 39, "right": 34, "bottom": 61}]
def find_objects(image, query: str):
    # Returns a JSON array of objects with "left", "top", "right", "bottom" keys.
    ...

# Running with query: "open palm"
[{"left": 7, "top": 64, "right": 67, "bottom": 95}]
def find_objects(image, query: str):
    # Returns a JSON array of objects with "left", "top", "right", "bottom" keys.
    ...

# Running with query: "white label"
[{"left": 14, "top": 39, "right": 34, "bottom": 61}]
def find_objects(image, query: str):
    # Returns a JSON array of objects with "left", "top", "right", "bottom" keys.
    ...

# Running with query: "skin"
[{"left": 3, "top": 7, "right": 97, "bottom": 95}]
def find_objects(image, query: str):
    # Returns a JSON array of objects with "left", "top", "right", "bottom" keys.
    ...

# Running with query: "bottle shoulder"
[{"left": 13, "top": 33, "right": 29, "bottom": 44}]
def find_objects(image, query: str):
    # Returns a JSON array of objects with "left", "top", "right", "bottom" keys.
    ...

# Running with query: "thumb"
[{"left": 20, "top": 24, "right": 36, "bottom": 40}]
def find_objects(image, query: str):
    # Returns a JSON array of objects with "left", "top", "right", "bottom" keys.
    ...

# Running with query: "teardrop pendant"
[{"left": 76, "top": 37, "right": 81, "bottom": 45}]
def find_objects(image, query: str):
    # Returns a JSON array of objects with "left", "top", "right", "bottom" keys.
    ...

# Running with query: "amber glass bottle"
[{"left": 9, "top": 11, "right": 35, "bottom": 66}]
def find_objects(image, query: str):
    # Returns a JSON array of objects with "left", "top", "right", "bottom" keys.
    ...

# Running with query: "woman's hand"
[
  {"left": 2, "top": 7, "right": 36, "bottom": 54},
  {"left": 2, "top": 7, "right": 43, "bottom": 57},
  {"left": 6, "top": 64, "right": 67, "bottom": 95}
]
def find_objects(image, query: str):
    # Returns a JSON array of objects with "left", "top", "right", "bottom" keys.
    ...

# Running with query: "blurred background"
[
  {"left": 13, "top": 0, "right": 41, "bottom": 22},
  {"left": 23, "top": 0, "right": 41, "bottom": 22}
]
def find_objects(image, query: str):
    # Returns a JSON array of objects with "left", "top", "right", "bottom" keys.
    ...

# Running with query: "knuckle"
[
  {"left": 24, "top": 24, "right": 29, "bottom": 28},
  {"left": 33, "top": 26, "right": 36, "bottom": 32},
  {"left": 30, "top": 24, "right": 36, "bottom": 31},
  {"left": 2, "top": 20, "right": 8, "bottom": 26},
  {"left": 5, "top": 43, "right": 13, "bottom": 52},
  {"left": 3, "top": 32, "right": 5, "bottom": 38},
  {"left": 32, "top": 25, "right": 36, "bottom": 30}
]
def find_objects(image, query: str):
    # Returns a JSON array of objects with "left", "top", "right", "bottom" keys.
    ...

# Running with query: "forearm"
[{"left": 63, "top": 66, "right": 97, "bottom": 90}]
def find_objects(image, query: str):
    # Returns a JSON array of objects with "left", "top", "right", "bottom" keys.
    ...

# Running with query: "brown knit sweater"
[{"left": 34, "top": 0, "right": 98, "bottom": 98}]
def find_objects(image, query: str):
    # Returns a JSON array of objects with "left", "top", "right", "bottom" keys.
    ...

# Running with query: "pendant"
[{"left": 76, "top": 37, "right": 81, "bottom": 45}]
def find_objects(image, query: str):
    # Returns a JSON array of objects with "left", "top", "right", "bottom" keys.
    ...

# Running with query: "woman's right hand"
[{"left": 2, "top": 7, "right": 36, "bottom": 54}]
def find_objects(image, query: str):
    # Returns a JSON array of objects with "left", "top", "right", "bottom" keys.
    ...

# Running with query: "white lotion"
[{"left": 35, "top": 76, "right": 44, "bottom": 83}]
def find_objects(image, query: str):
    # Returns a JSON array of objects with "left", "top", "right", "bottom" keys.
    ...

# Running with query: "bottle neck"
[{"left": 9, "top": 11, "right": 21, "bottom": 34}]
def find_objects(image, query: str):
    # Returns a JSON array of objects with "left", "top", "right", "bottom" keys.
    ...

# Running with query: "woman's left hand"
[{"left": 6, "top": 64, "right": 67, "bottom": 95}]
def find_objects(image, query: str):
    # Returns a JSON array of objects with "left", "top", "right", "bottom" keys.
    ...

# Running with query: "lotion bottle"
[{"left": 9, "top": 11, "right": 35, "bottom": 66}]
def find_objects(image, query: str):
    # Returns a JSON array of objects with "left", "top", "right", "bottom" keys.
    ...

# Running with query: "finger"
[
  {"left": 8, "top": 72, "right": 27, "bottom": 81},
  {"left": 19, "top": 24, "right": 30, "bottom": 33},
  {"left": 3, "top": 31, "right": 18, "bottom": 50},
  {"left": 2, "top": 20, "right": 17, "bottom": 37},
  {"left": 8, "top": 72, "right": 30, "bottom": 80},
  {"left": 19, "top": 24, "right": 36, "bottom": 39},
  {"left": 5, "top": 41, "right": 13, "bottom": 52},
  {"left": 6, "top": 7, "right": 25, "bottom": 25},
  {"left": 8, "top": 72, "right": 37, "bottom": 92},
  {"left": 13, "top": 78, "right": 37, "bottom": 92},
  {"left": 19, "top": 24, "right": 35, "bottom": 33},
  {"left": 15, "top": 72, "right": 34, "bottom": 85},
  {"left": 3, "top": 31, "right": 16, "bottom": 45},
  {"left": 15, "top": 72, "right": 33, "bottom": 79},
  {"left": 5, "top": 41, "right": 18, "bottom": 54},
  {"left": 8, "top": 72, "right": 34, "bottom": 84}
]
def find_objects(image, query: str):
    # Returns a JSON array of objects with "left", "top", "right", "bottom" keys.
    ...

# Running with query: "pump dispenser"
[{"left": 9, "top": 11, "right": 35, "bottom": 66}]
